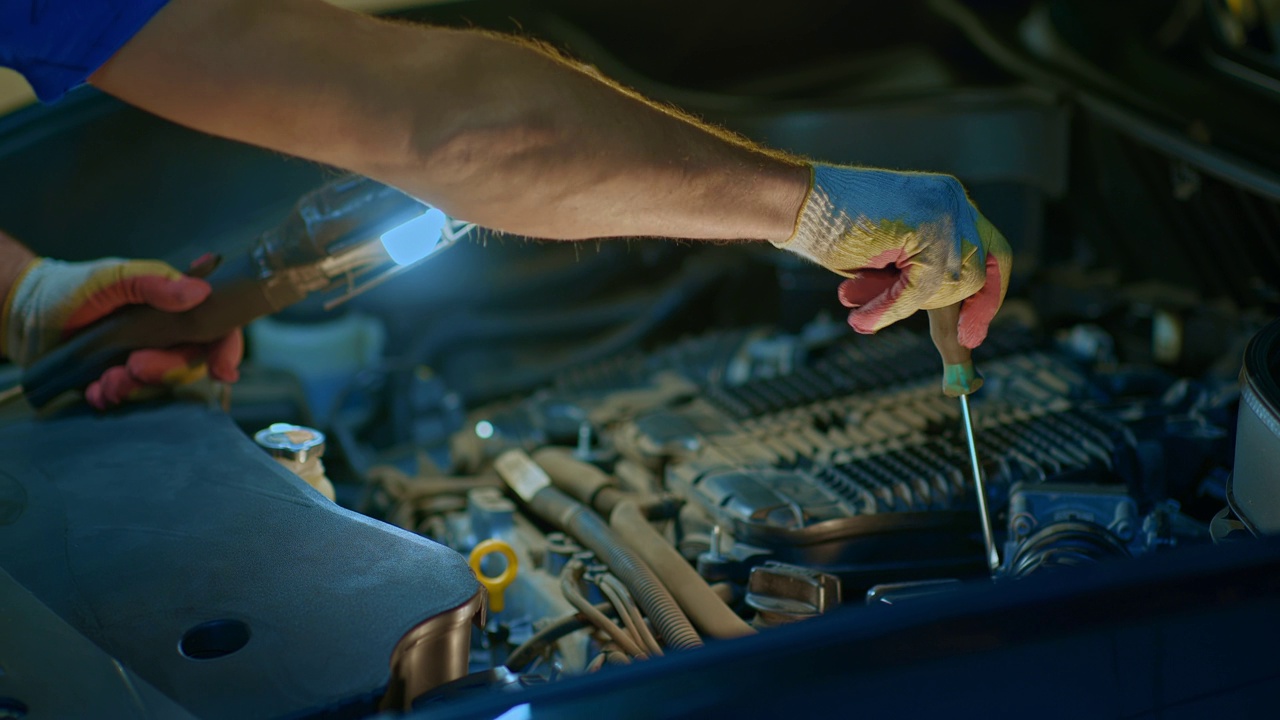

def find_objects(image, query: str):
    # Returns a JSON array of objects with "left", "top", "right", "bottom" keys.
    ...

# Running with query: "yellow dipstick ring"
[{"left": 468, "top": 539, "right": 518, "bottom": 613}]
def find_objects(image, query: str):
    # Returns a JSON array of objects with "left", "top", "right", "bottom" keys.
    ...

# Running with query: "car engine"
[
  {"left": 2, "top": 1, "right": 1280, "bottom": 718},
  {"left": 378, "top": 311, "right": 1233, "bottom": 671}
]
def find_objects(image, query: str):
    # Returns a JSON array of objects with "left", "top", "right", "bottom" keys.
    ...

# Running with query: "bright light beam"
[{"left": 380, "top": 207, "right": 449, "bottom": 266}]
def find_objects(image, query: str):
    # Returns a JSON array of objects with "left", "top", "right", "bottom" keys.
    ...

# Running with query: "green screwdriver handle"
[{"left": 927, "top": 303, "right": 982, "bottom": 397}]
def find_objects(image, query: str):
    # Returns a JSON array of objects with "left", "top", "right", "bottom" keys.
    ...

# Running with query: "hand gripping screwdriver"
[{"left": 840, "top": 269, "right": 1000, "bottom": 573}]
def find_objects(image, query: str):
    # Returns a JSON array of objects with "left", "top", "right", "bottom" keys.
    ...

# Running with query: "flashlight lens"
[{"left": 380, "top": 207, "right": 448, "bottom": 265}]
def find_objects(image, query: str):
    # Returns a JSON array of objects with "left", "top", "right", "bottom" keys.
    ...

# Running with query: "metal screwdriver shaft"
[
  {"left": 928, "top": 303, "right": 1001, "bottom": 575},
  {"left": 959, "top": 393, "right": 999, "bottom": 571}
]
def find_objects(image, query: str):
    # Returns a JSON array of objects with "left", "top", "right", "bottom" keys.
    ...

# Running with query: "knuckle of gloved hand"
[
  {"left": 960, "top": 240, "right": 984, "bottom": 271},
  {"left": 951, "top": 261, "right": 986, "bottom": 297},
  {"left": 90, "top": 259, "right": 132, "bottom": 286},
  {"left": 878, "top": 304, "right": 918, "bottom": 332},
  {"left": 915, "top": 174, "right": 966, "bottom": 223},
  {"left": 87, "top": 258, "right": 177, "bottom": 291},
  {"left": 135, "top": 259, "right": 181, "bottom": 278}
]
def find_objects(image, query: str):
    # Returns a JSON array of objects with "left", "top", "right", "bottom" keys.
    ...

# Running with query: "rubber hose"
[
  {"left": 1009, "top": 520, "right": 1132, "bottom": 577},
  {"left": 532, "top": 449, "right": 747, "bottom": 639},
  {"left": 530, "top": 487, "right": 703, "bottom": 650},
  {"left": 611, "top": 499, "right": 756, "bottom": 639},
  {"left": 533, "top": 447, "right": 624, "bottom": 516}
]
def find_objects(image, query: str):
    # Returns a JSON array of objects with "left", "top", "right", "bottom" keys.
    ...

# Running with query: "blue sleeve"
[{"left": 0, "top": 1, "right": 170, "bottom": 103}]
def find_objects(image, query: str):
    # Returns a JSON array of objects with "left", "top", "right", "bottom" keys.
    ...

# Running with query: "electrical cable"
[
  {"left": 609, "top": 498, "right": 756, "bottom": 639},
  {"left": 592, "top": 573, "right": 648, "bottom": 656},
  {"left": 454, "top": 260, "right": 724, "bottom": 401},
  {"left": 532, "top": 449, "right": 748, "bottom": 639},
  {"left": 404, "top": 256, "right": 724, "bottom": 406},
  {"left": 559, "top": 560, "right": 646, "bottom": 659},
  {"left": 504, "top": 600, "right": 619, "bottom": 673},
  {"left": 530, "top": 487, "right": 703, "bottom": 650},
  {"left": 600, "top": 574, "right": 663, "bottom": 657},
  {"left": 368, "top": 465, "right": 502, "bottom": 503}
]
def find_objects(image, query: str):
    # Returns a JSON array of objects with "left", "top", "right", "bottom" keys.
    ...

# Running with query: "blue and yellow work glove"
[
  {"left": 1, "top": 257, "right": 242, "bottom": 409},
  {"left": 774, "top": 164, "right": 1012, "bottom": 352}
]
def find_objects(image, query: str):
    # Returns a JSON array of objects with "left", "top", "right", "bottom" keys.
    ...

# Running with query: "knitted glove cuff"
[
  {"left": 772, "top": 164, "right": 946, "bottom": 276},
  {"left": 1, "top": 258, "right": 125, "bottom": 366},
  {"left": 772, "top": 164, "right": 860, "bottom": 272},
  {"left": 1, "top": 257, "right": 43, "bottom": 363}
]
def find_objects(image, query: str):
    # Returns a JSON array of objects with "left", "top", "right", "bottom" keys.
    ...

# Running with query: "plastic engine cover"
[{"left": 0, "top": 404, "right": 479, "bottom": 719}]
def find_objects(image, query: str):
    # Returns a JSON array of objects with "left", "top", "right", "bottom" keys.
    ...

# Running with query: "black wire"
[{"left": 504, "top": 601, "right": 619, "bottom": 673}]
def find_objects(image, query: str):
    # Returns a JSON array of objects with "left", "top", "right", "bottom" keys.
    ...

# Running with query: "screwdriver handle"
[
  {"left": 20, "top": 251, "right": 292, "bottom": 409},
  {"left": 927, "top": 303, "right": 982, "bottom": 397}
]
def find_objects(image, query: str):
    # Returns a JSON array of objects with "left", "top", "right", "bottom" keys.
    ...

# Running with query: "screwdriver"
[
  {"left": 927, "top": 303, "right": 999, "bottom": 573},
  {"left": 840, "top": 269, "right": 1000, "bottom": 573}
]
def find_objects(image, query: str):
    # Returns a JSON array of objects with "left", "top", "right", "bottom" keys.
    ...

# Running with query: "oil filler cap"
[{"left": 254, "top": 424, "right": 325, "bottom": 463}]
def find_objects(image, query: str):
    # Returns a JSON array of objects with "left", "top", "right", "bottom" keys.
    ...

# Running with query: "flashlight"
[
  {"left": 7, "top": 175, "right": 476, "bottom": 409},
  {"left": 317, "top": 190, "right": 474, "bottom": 309},
  {"left": 381, "top": 207, "right": 450, "bottom": 266}
]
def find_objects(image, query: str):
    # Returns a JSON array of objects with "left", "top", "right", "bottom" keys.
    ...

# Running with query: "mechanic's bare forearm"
[
  {"left": 381, "top": 31, "right": 808, "bottom": 241},
  {"left": 90, "top": 0, "right": 808, "bottom": 242}
]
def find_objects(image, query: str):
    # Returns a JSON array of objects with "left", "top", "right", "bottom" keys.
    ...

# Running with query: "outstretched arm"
[
  {"left": 0, "top": 0, "right": 1012, "bottom": 408},
  {"left": 88, "top": 0, "right": 810, "bottom": 243}
]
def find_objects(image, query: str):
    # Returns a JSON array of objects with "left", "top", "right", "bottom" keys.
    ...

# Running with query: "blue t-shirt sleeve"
[{"left": 0, "top": 1, "right": 170, "bottom": 102}]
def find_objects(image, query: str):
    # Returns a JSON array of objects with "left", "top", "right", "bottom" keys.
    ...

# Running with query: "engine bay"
[
  {"left": 3, "top": 1, "right": 1280, "bottom": 718},
  {"left": 366, "top": 307, "right": 1237, "bottom": 684}
]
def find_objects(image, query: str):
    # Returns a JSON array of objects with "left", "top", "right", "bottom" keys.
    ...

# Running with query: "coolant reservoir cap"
[{"left": 254, "top": 423, "right": 326, "bottom": 462}]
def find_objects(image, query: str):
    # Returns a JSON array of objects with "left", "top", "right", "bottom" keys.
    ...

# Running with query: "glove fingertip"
[
  {"left": 99, "top": 366, "right": 142, "bottom": 408},
  {"left": 132, "top": 275, "right": 211, "bottom": 313},
  {"left": 846, "top": 310, "right": 876, "bottom": 335},
  {"left": 847, "top": 307, "right": 884, "bottom": 335},
  {"left": 210, "top": 364, "right": 240, "bottom": 384},
  {"left": 168, "top": 276, "right": 212, "bottom": 308},
  {"left": 208, "top": 330, "right": 244, "bottom": 383},
  {"left": 85, "top": 382, "right": 106, "bottom": 411},
  {"left": 957, "top": 323, "right": 989, "bottom": 350},
  {"left": 956, "top": 298, "right": 992, "bottom": 347},
  {"left": 837, "top": 281, "right": 858, "bottom": 309},
  {"left": 126, "top": 347, "right": 199, "bottom": 384},
  {"left": 956, "top": 253, "right": 1005, "bottom": 349}
]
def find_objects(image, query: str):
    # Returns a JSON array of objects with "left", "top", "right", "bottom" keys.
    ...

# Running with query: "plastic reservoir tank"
[{"left": 247, "top": 312, "right": 385, "bottom": 425}]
